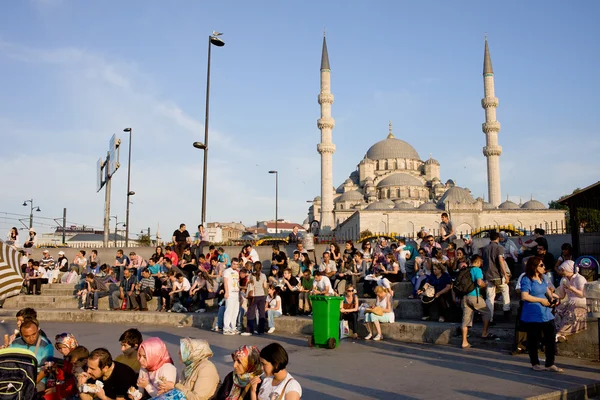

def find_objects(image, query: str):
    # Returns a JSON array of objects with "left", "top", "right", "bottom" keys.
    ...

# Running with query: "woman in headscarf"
[
  {"left": 46, "top": 333, "right": 80, "bottom": 400},
  {"left": 554, "top": 260, "right": 587, "bottom": 342},
  {"left": 137, "top": 337, "right": 177, "bottom": 398},
  {"left": 158, "top": 338, "right": 219, "bottom": 400},
  {"left": 215, "top": 345, "right": 262, "bottom": 400}
]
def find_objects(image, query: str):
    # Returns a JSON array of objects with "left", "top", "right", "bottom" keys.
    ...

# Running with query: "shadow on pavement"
[
  {"left": 294, "top": 373, "right": 418, "bottom": 400},
  {"left": 456, "top": 390, "right": 522, "bottom": 400}
]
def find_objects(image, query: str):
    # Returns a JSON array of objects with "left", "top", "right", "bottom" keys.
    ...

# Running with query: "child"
[
  {"left": 211, "top": 282, "right": 226, "bottom": 332},
  {"left": 265, "top": 285, "right": 282, "bottom": 334},
  {"left": 115, "top": 328, "right": 143, "bottom": 373},
  {"left": 47, "top": 333, "right": 80, "bottom": 399}
]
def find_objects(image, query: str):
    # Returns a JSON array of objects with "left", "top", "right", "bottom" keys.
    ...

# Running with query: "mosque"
[{"left": 306, "top": 35, "right": 565, "bottom": 239}]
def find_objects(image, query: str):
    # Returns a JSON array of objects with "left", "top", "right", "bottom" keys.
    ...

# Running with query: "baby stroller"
[
  {"left": 0, "top": 347, "right": 42, "bottom": 400},
  {"left": 575, "top": 255, "right": 599, "bottom": 282}
]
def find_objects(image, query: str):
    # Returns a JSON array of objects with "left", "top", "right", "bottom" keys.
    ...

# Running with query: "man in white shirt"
[
  {"left": 169, "top": 272, "right": 191, "bottom": 309},
  {"left": 28, "top": 261, "right": 48, "bottom": 295},
  {"left": 222, "top": 258, "right": 241, "bottom": 335},
  {"left": 311, "top": 271, "right": 334, "bottom": 296},
  {"left": 319, "top": 252, "right": 337, "bottom": 278}
]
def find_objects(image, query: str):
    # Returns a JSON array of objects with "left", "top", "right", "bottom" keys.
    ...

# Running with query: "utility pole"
[
  {"left": 62, "top": 208, "right": 67, "bottom": 244},
  {"left": 103, "top": 152, "right": 112, "bottom": 247}
]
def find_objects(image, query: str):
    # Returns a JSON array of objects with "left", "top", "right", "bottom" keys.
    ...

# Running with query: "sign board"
[
  {"left": 96, "top": 157, "right": 104, "bottom": 192},
  {"left": 108, "top": 134, "right": 121, "bottom": 177}
]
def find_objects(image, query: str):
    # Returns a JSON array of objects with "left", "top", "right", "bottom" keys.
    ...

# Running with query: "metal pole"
[
  {"left": 103, "top": 156, "right": 111, "bottom": 248},
  {"left": 201, "top": 36, "right": 212, "bottom": 226},
  {"left": 114, "top": 217, "right": 118, "bottom": 248},
  {"left": 125, "top": 128, "right": 132, "bottom": 248},
  {"left": 29, "top": 201, "right": 33, "bottom": 229},
  {"left": 62, "top": 208, "right": 66, "bottom": 244},
  {"left": 275, "top": 172, "right": 278, "bottom": 234}
]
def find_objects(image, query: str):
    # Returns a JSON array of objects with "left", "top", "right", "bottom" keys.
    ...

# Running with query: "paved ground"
[{"left": 1, "top": 320, "right": 599, "bottom": 400}]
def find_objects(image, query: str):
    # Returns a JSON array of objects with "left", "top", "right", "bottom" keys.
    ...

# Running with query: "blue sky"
[{"left": 0, "top": 0, "right": 598, "bottom": 238}]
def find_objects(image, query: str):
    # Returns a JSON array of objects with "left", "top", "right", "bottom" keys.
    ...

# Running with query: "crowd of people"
[
  {"left": 2, "top": 307, "right": 302, "bottom": 399},
  {"left": 8, "top": 218, "right": 591, "bottom": 373}
]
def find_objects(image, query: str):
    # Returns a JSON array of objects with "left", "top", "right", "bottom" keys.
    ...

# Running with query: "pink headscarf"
[{"left": 139, "top": 337, "right": 174, "bottom": 372}]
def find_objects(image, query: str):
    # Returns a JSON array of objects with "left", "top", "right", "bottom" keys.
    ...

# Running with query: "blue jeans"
[
  {"left": 86, "top": 290, "right": 108, "bottom": 309},
  {"left": 217, "top": 305, "right": 226, "bottom": 329},
  {"left": 237, "top": 307, "right": 245, "bottom": 331},
  {"left": 267, "top": 310, "right": 281, "bottom": 328}
]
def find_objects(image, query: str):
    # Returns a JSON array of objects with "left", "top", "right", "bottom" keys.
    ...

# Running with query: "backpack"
[
  {"left": 453, "top": 267, "right": 477, "bottom": 297},
  {"left": 0, "top": 348, "right": 42, "bottom": 400}
]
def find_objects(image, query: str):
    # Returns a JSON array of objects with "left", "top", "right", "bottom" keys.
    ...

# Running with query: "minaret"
[
  {"left": 317, "top": 33, "right": 336, "bottom": 232},
  {"left": 481, "top": 36, "right": 502, "bottom": 207}
]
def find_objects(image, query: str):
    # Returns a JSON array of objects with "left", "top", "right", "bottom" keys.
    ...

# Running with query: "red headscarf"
[{"left": 139, "top": 337, "right": 173, "bottom": 372}]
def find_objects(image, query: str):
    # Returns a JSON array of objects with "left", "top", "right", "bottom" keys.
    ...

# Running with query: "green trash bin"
[{"left": 308, "top": 295, "right": 344, "bottom": 349}]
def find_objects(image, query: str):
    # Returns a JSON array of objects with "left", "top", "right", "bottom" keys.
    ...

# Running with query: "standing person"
[
  {"left": 458, "top": 255, "right": 494, "bottom": 348},
  {"left": 499, "top": 232, "right": 519, "bottom": 278},
  {"left": 536, "top": 245, "right": 557, "bottom": 287},
  {"left": 223, "top": 258, "right": 241, "bottom": 335},
  {"left": 172, "top": 223, "right": 192, "bottom": 258},
  {"left": 192, "top": 224, "right": 210, "bottom": 259},
  {"left": 520, "top": 257, "right": 563, "bottom": 372},
  {"left": 216, "top": 345, "right": 262, "bottom": 400},
  {"left": 113, "top": 249, "right": 130, "bottom": 282},
  {"left": 6, "top": 227, "right": 18, "bottom": 247},
  {"left": 340, "top": 284, "right": 359, "bottom": 340},
  {"left": 79, "top": 348, "right": 138, "bottom": 400},
  {"left": 439, "top": 212, "right": 456, "bottom": 248},
  {"left": 287, "top": 226, "right": 301, "bottom": 245},
  {"left": 158, "top": 338, "right": 220, "bottom": 400},
  {"left": 136, "top": 337, "right": 177, "bottom": 398},
  {"left": 244, "top": 261, "right": 268, "bottom": 336},
  {"left": 250, "top": 343, "right": 302, "bottom": 400},
  {"left": 482, "top": 230, "right": 511, "bottom": 323}
]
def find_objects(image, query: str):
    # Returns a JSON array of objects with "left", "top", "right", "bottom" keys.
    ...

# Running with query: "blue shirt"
[
  {"left": 426, "top": 272, "right": 452, "bottom": 293},
  {"left": 467, "top": 267, "right": 483, "bottom": 297},
  {"left": 520, "top": 276, "right": 554, "bottom": 323},
  {"left": 148, "top": 263, "right": 164, "bottom": 275},
  {"left": 218, "top": 253, "right": 231, "bottom": 267},
  {"left": 10, "top": 335, "right": 55, "bottom": 375}
]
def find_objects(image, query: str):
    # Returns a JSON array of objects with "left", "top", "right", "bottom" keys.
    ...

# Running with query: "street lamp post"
[
  {"left": 269, "top": 171, "right": 279, "bottom": 235},
  {"left": 195, "top": 31, "right": 225, "bottom": 226},
  {"left": 123, "top": 128, "right": 135, "bottom": 248},
  {"left": 22, "top": 199, "right": 41, "bottom": 229}
]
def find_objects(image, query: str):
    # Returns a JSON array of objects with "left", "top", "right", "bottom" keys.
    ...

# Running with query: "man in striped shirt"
[{"left": 130, "top": 268, "right": 155, "bottom": 311}]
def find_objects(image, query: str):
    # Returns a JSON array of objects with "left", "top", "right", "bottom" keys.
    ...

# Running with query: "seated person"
[
  {"left": 169, "top": 272, "right": 191, "bottom": 311},
  {"left": 78, "top": 348, "right": 137, "bottom": 400},
  {"left": 10, "top": 317, "right": 54, "bottom": 391},
  {"left": 115, "top": 328, "right": 143, "bottom": 373},
  {"left": 364, "top": 286, "right": 395, "bottom": 341},
  {"left": 340, "top": 284, "right": 359, "bottom": 340},
  {"left": 410, "top": 248, "right": 431, "bottom": 299},
  {"left": 265, "top": 285, "right": 282, "bottom": 334},
  {"left": 418, "top": 264, "right": 452, "bottom": 322},
  {"left": 298, "top": 269, "right": 314, "bottom": 315},
  {"left": 215, "top": 345, "right": 262, "bottom": 400},
  {"left": 380, "top": 253, "right": 403, "bottom": 283},
  {"left": 190, "top": 269, "right": 218, "bottom": 313},
  {"left": 111, "top": 268, "right": 137, "bottom": 311},
  {"left": 130, "top": 268, "right": 155, "bottom": 311},
  {"left": 311, "top": 271, "right": 334, "bottom": 296},
  {"left": 136, "top": 337, "right": 177, "bottom": 398},
  {"left": 554, "top": 260, "right": 587, "bottom": 342}
]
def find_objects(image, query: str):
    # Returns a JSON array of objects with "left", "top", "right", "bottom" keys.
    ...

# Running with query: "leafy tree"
[
  {"left": 360, "top": 229, "right": 373, "bottom": 239},
  {"left": 549, "top": 188, "right": 600, "bottom": 233},
  {"left": 137, "top": 234, "right": 152, "bottom": 247}
]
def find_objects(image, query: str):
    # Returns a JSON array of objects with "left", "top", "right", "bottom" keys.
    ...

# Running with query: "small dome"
[
  {"left": 498, "top": 200, "right": 520, "bottom": 210},
  {"left": 394, "top": 201, "right": 414, "bottom": 210},
  {"left": 445, "top": 179, "right": 455, "bottom": 187},
  {"left": 334, "top": 190, "right": 365, "bottom": 203},
  {"left": 366, "top": 137, "right": 421, "bottom": 161},
  {"left": 335, "top": 183, "right": 345, "bottom": 194},
  {"left": 436, "top": 186, "right": 476, "bottom": 208},
  {"left": 432, "top": 177, "right": 441, "bottom": 182},
  {"left": 344, "top": 178, "right": 353, "bottom": 184},
  {"left": 418, "top": 201, "right": 440, "bottom": 210},
  {"left": 366, "top": 200, "right": 395, "bottom": 210},
  {"left": 377, "top": 173, "right": 423, "bottom": 188},
  {"left": 313, "top": 196, "right": 321, "bottom": 202},
  {"left": 349, "top": 170, "right": 360, "bottom": 184},
  {"left": 424, "top": 157, "right": 440, "bottom": 165},
  {"left": 521, "top": 199, "right": 546, "bottom": 210}
]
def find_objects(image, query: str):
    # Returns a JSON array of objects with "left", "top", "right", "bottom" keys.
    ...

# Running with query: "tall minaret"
[
  {"left": 317, "top": 33, "right": 336, "bottom": 232},
  {"left": 481, "top": 36, "right": 502, "bottom": 207}
]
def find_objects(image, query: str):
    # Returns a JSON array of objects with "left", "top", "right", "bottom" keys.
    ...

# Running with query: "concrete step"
[
  {"left": 392, "top": 298, "right": 520, "bottom": 321},
  {"left": 3, "top": 293, "right": 217, "bottom": 310}
]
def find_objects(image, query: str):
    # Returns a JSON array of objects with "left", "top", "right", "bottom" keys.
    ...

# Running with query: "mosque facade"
[{"left": 308, "top": 35, "right": 565, "bottom": 239}]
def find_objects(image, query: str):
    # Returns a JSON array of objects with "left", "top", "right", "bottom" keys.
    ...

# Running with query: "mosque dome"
[
  {"left": 366, "top": 200, "right": 395, "bottom": 210},
  {"left": 366, "top": 134, "right": 421, "bottom": 161},
  {"left": 377, "top": 173, "right": 423, "bottom": 188},
  {"left": 334, "top": 190, "right": 365, "bottom": 203},
  {"left": 521, "top": 199, "right": 546, "bottom": 210},
  {"left": 394, "top": 201, "right": 414, "bottom": 210},
  {"left": 424, "top": 156, "right": 440, "bottom": 165},
  {"left": 418, "top": 201, "right": 440, "bottom": 211},
  {"left": 482, "top": 202, "right": 496, "bottom": 210},
  {"left": 436, "top": 186, "right": 476, "bottom": 208},
  {"left": 498, "top": 200, "right": 520, "bottom": 210}
]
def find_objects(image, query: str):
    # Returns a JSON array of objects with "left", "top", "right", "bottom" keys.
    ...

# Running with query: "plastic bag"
[
  {"left": 340, "top": 320, "right": 349, "bottom": 339},
  {"left": 152, "top": 389, "right": 186, "bottom": 400}
]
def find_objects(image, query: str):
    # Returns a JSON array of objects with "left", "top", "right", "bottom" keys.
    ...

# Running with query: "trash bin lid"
[{"left": 309, "top": 295, "right": 344, "bottom": 301}]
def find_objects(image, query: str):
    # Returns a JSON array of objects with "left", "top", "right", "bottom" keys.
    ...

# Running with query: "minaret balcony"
[
  {"left": 483, "top": 145, "right": 502, "bottom": 157},
  {"left": 318, "top": 93, "right": 334, "bottom": 104},
  {"left": 317, "top": 118, "right": 335, "bottom": 130},
  {"left": 317, "top": 143, "right": 336, "bottom": 154},
  {"left": 481, "top": 97, "right": 499, "bottom": 108},
  {"left": 482, "top": 121, "right": 501, "bottom": 133}
]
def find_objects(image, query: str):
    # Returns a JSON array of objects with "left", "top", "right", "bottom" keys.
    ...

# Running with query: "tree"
[
  {"left": 137, "top": 234, "right": 152, "bottom": 247},
  {"left": 549, "top": 188, "right": 600, "bottom": 233},
  {"left": 360, "top": 229, "right": 373, "bottom": 239}
]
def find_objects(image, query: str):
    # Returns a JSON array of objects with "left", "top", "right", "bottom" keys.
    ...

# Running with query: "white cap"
[
  {"left": 58, "top": 251, "right": 65, "bottom": 256},
  {"left": 29, "top": 228, "right": 36, "bottom": 233}
]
